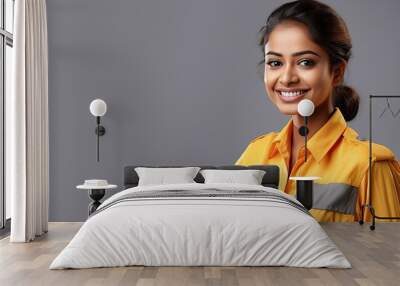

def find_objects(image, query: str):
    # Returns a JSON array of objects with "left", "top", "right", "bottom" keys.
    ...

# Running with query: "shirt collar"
[{"left": 268, "top": 108, "right": 348, "bottom": 163}]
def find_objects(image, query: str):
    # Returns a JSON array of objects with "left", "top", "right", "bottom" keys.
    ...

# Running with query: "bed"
[{"left": 50, "top": 165, "right": 351, "bottom": 269}]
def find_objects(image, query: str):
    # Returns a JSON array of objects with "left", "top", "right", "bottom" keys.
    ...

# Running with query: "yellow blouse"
[{"left": 235, "top": 108, "right": 400, "bottom": 222}]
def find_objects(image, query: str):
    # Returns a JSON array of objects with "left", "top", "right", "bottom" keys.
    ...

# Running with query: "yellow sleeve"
[
  {"left": 358, "top": 159, "right": 400, "bottom": 222},
  {"left": 235, "top": 143, "right": 252, "bottom": 166},
  {"left": 235, "top": 134, "right": 274, "bottom": 166},
  {"left": 235, "top": 138, "right": 265, "bottom": 166}
]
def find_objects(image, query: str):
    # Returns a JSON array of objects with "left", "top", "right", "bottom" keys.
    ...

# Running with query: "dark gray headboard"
[{"left": 124, "top": 165, "right": 280, "bottom": 189}]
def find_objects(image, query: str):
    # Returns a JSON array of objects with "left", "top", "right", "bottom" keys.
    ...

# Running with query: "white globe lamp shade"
[
  {"left": 90, "top": 99, "right": 107, "bottom": 117},
  {"left": 297, "top": 99, "right": 314, "bottom": 117}
]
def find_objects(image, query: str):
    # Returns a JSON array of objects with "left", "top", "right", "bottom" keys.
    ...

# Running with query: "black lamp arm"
[
  {"left": 95, "top": 116, "right": 106, "bottom": 162},
  {"left": 298, "top": 116, "right": 309, "bottom": 162},
  {"left": 304, "top": 116, "right": 308, "bottom": 162}
]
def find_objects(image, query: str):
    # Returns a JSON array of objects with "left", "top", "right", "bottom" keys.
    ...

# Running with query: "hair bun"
[{"left": 333, "top": 85, "right": 360, "bottom": 121}]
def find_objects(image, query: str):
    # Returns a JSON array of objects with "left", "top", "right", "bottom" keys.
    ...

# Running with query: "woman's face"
[{"left": 264, "top": 20, "right": 340, "bottom": 115}]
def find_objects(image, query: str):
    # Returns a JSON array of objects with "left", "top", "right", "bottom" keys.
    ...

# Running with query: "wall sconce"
[{"left": 89, "top": 99, "right": 107, "bottom": 162}]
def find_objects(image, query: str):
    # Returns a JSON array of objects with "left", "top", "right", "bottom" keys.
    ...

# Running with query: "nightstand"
[
  {"left": 289, "top": 176, "right": 320, "bottom": 210},
  {"left": 77, "top": 181, "right": 117, "bottom": 216}
]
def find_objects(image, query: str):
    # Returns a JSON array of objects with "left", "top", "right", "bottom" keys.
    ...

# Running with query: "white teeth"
[{"left": 279, "top": 90, "right": 306, "bottom": 97}]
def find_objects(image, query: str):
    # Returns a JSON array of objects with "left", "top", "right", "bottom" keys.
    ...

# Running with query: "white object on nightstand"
[
  {"left": 289, "top": 176, "right": 321, "bottom": 181},
  {"left": 77, "top": 179, "right": 117, "bottom": 189}
]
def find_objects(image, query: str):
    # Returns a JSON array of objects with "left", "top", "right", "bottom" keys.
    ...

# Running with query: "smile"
[{"left": 276, "top": 89, "right": 310, "bottom": 102}]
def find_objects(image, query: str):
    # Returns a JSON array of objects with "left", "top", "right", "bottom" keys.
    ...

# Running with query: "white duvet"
[{"left": 50, "top": 183, "right": 351, "bottom": 269}]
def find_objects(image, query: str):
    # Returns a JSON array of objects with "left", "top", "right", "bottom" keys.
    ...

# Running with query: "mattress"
[{"left": 50, "top": 183, "right": 351, "bottom": 269}]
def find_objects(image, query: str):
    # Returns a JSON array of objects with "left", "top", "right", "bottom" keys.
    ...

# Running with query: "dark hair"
[{"left": 259, "top": 0, "right": 359, "bottom": 121}]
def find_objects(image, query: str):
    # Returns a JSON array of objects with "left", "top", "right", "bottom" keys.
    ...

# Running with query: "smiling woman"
[{"left": 236, "top": 0, "right": 400, "bottom": 223}]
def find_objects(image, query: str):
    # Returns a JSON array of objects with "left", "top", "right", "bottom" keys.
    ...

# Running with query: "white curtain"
[{"left": 8, "top": 0, "right": 49, "bottom": 242}]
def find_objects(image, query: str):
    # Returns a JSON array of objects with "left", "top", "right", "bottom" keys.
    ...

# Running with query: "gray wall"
[{"left": 47, "top": 0, "right": 400, "bottom": 221}]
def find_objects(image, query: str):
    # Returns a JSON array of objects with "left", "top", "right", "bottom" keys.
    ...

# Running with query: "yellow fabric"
[{"left": 235, "top": 108, "right": 400, "bottom": 222}]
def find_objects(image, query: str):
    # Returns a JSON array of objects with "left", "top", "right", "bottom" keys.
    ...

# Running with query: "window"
[{"left": 1, "top": 0, "right": 14, "bottom": 230}]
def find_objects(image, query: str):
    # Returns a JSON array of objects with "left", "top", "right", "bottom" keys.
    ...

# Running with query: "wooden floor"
[{"left": 0, "top": 222, "right": 399, "bottom": 286}]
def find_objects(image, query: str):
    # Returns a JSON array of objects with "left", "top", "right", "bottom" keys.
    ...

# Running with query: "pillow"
[
  {"left": 200, "top": 169, "right": 266, "bottom": 185},
  {"left": 135, "top": 167, "right": 201, "bottom": 186}
]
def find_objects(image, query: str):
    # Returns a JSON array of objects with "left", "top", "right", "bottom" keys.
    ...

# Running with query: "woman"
[{"left": 236, "top": 0, "right": 400, "bottom": 222}]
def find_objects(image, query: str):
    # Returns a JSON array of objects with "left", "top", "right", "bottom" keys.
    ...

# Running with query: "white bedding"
[{"left": 50, "top": 183, "right": 351, "bottom": 269}]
